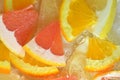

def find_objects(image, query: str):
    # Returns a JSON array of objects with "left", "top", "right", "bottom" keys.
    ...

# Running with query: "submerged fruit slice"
[
  {"left": 4, "top": 0, "right": 35, "bottom": 12},
  {"left": 60, "top": 0, "right": 116, "bottom": 42},
  {"left": 76, "top": 36, "right": 120, "bottom": 72},
  {"left": 10, "top": 53, "right": 59, "bottom": 77},
  {"left": 45, "top": 76, "right": 77, "bottom": 80},
  {"left": 94, "top": 71, "right": 120, "bottom": 80},
  {"left": 0, "top": 5, "right": 38, "bottom": 57},
  {"left": 0, "top": 41, "right": 10, "bottom": 74},
  {"left": 24, "top": 21, "right": 66, "bottom": 67}
]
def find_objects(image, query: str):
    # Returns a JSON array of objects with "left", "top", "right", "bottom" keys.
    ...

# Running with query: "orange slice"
[
  {"left": 0, "top": 5, "right": 38, "bottom": 57},
  {"left": 24, "top": 21, "right": 66, "bottom": 67},
  {"left": 10, "top": 53, "right": 59, "bottom": 77},
  {"left": 76, "top": 36, "right": 120, "bottom": 72},
  {"left": 0, "top": 41, "right": 11, "bottom": 74},
  {"left": 94, "top": 71, "right": 120, "bottom": 80},
  {"left": 4, "top": 0, "right": 35, "bottom": 12},
  {"left": 60, "top": 0, "right": 116, "bottom": 41}
]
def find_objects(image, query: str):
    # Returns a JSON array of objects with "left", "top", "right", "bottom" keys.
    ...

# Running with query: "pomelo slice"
[
  {"left": 0, "top": 5, "right": 38, "bottom": 57},
  {"left": 24, "top": 21, "right": 66, "bottom": 67}
]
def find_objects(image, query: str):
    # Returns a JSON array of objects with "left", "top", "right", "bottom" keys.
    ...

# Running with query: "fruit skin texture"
[{"left": 3, "top": 5, "right": 38, "bottom": 46}]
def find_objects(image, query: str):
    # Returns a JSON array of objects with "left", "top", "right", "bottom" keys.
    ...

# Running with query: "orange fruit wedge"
[
  {"left": 4, "top": 0, "right": 35, "bottom": 12},
  {"left": 0, "top": 41, "right": 11, "bottom": 74},
  {"left": 24, "top": 21, "right": 66, "bottom": 67},
  {"left": 60, "top": 0, "right": 116, "bottom": 42},
  {"left": 76, "top": 35, "right": 120, "bottom": 72},
  {"left": 94, "top": 71, "right": 120, "bottom": 80},
  {"left": 0, "top": 5, "right": 38, "bottom": 57},
  {"left": 10, "top": 53, "right": 59, "bottom": 77}
]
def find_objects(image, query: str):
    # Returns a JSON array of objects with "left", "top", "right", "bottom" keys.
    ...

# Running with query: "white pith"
[{"left": 0, "top": 15, "right": 25, "bottom": 57}]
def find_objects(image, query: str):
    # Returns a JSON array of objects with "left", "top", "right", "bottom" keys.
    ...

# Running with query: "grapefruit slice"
[
  {"left": 24, "top": 21, "right": 66, "bottom": 67},
  {"left": 0, "top": 5, "right": 38, "bottom": 57},
  {"left": 10, "top": 53, "right": 59, "bottom": 77}
]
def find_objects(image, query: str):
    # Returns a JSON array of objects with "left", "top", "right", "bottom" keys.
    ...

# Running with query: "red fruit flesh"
[
  {"left": 3, "top": 5, "right": 38, "bottom": 46},
  {"left": 35, "top": 21, "right": 64, "bottom": 56}
]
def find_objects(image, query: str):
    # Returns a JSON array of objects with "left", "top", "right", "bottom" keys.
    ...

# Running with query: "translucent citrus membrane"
[
  {"left": 67, "top": 0, "right": 97, "bottom": 36},
  {"left": 87, "top": 36, "right": 116, "bottom": 60}
]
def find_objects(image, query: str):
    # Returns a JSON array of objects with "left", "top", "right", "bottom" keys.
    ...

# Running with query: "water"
[{"left": 108, "top": 0, "right": 120, "bottom": 45}]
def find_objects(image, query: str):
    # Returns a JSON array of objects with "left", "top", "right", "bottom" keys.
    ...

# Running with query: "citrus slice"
[
  {"left": 60, "top": 0, "right": 116, "bottom": 42},
  {"left": 0, "top": 41, "right": 11, "bottom": 74},
  {"left": 94, "top": 71, "right": 120, "bottom": 80},
  {"left": 4, "top": 0, "right": 35, "bottom": 12},
  {"left": 76, "top": 36, "right": 120, "bottom": 72},
  {"left": 24, "top": 21, "right": 66, "bottom": 67},
  {"left": 0, "top": 5, "right": 38, "bottom": 57},
  {"left": 10, "top": 53, "right": 59, "bottom": 77}
]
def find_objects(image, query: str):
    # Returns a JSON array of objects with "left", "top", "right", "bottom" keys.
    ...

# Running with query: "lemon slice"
[{"left": 60, "top": 0, "right": 117, "bottom": 42}]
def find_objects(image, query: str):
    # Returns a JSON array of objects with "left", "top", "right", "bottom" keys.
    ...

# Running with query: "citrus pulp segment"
[
  {"left": 10, "top": 53, "right": 59, "bottom": 77},
  {"left": 24, "top": 21, "right": 66, "bottom": 67},
  {"left": 4, "top": 0, "right": 36, "bottom": 12},
  {"left": 0, "top": 5, "right": 38, "bottom": 57},
  {"left": 60, "top": 0, "right": 117, "bottom": 42},
  {"left": 60, "top": 0, "right": 97, "bottom": 42},
  {"left": 76, "top": 36, "right": 120, "bottom": 72}
]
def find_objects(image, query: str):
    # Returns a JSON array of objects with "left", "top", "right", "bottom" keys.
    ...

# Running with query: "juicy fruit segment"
[
  {"left": 24, "top": 21, "right": 65, "bottom": 67},
  {"left": 60, "top": 0, "right": 117, "bottom": 42},
  {"left": 0, "top": 5, "right": 38, "bottom": 57},
  {"left": 4, "top": 0, "right": 35, "bottom": 12},
  {"left": 85, "top": 37, "right": 120, "bottom": 71},
  {"left": 3, "top": 6, "right": 38, "bottom": 46},
  {"left": 60, "top": 0, "right": 97, "bottom": 41},
  {"left": 10, "top": 53, "right": 59, "bottom": 77},
  {"left": 87, "top": 37, "right": 116, "bottom": 60},
  {"left": 35, "top": 21, "right": 64, "bottom": 55},
  {"left": 0, "top": 41, "right": 11, "bottom": 74},
  {"left": 67, "top": 0, "right": 97, "bottom": 36}
]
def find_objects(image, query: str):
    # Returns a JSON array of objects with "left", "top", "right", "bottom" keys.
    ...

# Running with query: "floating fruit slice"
[
  {"left": 0, "top": 5, "right": 38, "bottom": 57},
  {"left": 0, "top": 41, "right": 10, "bottom": 74},
  {"left": 60, "top": 0, "right": 116, "bottom": 42},
  {"left": 4, "top": 0, "right": 35, "bottom": 12},
  {"left": 24, "top": 21, "right": 66, "bottom": 67},
  {"left": 10, "top": 53, "right": 59, "bottom": 77},
  {"left": 76, "top": 36, "right": 120, "bottom": 72},
  {"left": 94, "top": 71, "right": 120, "bottom": 80}
]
